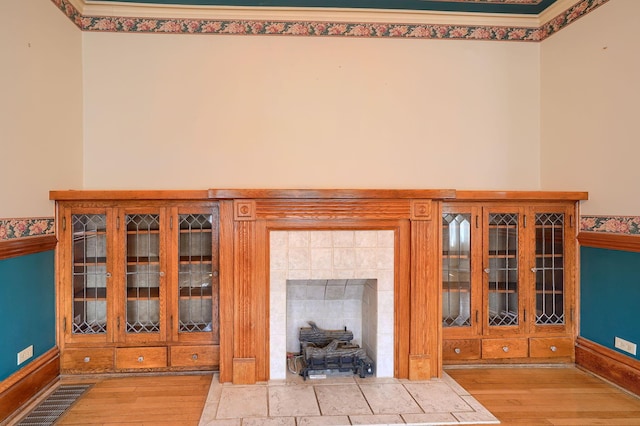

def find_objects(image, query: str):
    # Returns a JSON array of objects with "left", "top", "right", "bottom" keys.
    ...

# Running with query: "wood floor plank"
[
  {"left": 447, "top": 366, "right": 640, "bottom": 426},
  {"left": 42, "top": 367, "right": 640, "bottom": 425},
  {"left": 56, "top": 373, "right": 212, "bottom": 426}
]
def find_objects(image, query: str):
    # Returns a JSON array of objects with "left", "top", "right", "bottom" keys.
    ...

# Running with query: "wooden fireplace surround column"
[{"left": 211, "top": 189, "right": 457, "bottom": 384}]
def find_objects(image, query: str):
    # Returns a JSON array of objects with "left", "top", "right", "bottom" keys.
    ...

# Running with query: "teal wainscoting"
[
  {"left": 580, "top": 246, "right": 640, "bottom": 361},
  {"left": 0, "top": 250, "right": 56, "bottom": 381}
]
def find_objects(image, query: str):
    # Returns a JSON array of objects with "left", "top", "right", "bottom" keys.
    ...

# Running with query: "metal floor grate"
[{"left": 16, "top": 384, "right": 92, "bottom": 426}]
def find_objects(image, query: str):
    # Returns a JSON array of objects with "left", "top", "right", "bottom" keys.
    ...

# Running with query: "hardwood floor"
[
  {"left": 446, "top": 366, "right": 640, "bottom": 425},
  {"left": 11, "top": 366, "right": 640, "bottom": 425},
  {"left": 56, "top": 373, "right": 212, "bottom": 426}
]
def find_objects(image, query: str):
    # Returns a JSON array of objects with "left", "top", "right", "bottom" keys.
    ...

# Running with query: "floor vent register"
[{"left": 16, "top": 384, "right": 92, "bottom": 426}]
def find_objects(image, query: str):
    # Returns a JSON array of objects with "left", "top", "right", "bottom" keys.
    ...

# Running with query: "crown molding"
[
  {"left": 71, "top": 0, "right": 542, "bottom": 27},
  {"left": 55, "top": 0, "right": 610, "bottom": 40},
  {"left": 538, "top": 0, "right": 577, "bottom": 22}
]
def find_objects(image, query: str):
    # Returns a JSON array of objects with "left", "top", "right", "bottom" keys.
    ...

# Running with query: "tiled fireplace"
[{"left": 269, "top": 230, "right": 395, "bottom": 380}]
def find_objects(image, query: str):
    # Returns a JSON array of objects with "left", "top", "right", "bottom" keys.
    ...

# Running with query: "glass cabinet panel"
[
  {"left": 71, "top": 214, "right": 108, "bottom": 334},
  {"left": 125, "top": 213, "right": 161, "bottom": 334},
  {"left": 178, "top": 213, "right": 215, "bottom": 333},
  {"left": 535, "top": 213, "right": 565, "bottom": 325},
  {"left": 487, "top": 213, "right": 519, "bottom": 327},
  {"left": 442, "top": 213, "right": 472, "bottom": 328}
]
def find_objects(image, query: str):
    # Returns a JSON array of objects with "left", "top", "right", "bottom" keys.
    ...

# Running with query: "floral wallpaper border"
[
  {"left": 51, "top": 0, "right": 609, "bottom": 41},
  {"left": 580, "top": 216, "right": 640, "bottom": 235},
  {"left": 0, "top": 218, "right": 55, "bottom": 241},
  {"left": 1, "top": 214, "right": 638, "bottom": 240}
]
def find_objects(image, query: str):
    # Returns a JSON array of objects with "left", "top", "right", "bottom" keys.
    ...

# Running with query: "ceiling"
[{"left": 89, "top": 0, "right": 561, "bottom": 15}]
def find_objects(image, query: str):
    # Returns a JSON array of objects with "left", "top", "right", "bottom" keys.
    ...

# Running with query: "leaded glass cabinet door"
[
  {"left": 63, "top": 207, "right": 114, "bottom": 344},
  {"left": 120, "top": 208, "right": 167, "bottom": 343},
  {"left": 170, "top": 204, "right": 220, "bottom": 343},
  {"left": 483, "top": 207, "right": 526, "bottom": 336},
  {"left": 530, "top": 205, "right": 575, "bottom": 334},
  {"left": 442, "top": 205, "right": 482, "bottom": 338}
]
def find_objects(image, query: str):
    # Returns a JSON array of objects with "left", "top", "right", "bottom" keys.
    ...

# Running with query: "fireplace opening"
[
  {"left": 286, "top": 279, "right": 377, "bottom": 379},
  {"left": 294, "top": 321, "right": 375, "bottom": 379},
  {"left": 269, "top": 230, "right": 395, "bottom": 380}
]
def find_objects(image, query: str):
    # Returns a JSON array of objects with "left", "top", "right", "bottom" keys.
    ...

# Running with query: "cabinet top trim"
[
  {"left": 49, "top": 189, "right": 589, "bottom": 202},
  {"left": 454, "top": 190, "right": 588, "bottom": 201},
  {"left": 50, "top": 190, "right": 210, "bottom": 201}
]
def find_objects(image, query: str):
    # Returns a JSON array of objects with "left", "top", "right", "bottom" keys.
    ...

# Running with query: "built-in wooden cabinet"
[
  {"left": 442, "top": 199, "right": 578, "bottom": 363},
  {"left": 54, "top": 194, "right": 220, "bottom": 373},
  {"left": 52, "top": 189, "right": 586, "bottom": 381}
]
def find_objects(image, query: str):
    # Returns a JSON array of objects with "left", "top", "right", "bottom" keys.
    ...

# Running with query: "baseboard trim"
[
  {"left": 0, "top": 347, "right": 60, "bottom": 422},
  {"left": 575, "top": 337, "right": 640, "bottom": 396}
]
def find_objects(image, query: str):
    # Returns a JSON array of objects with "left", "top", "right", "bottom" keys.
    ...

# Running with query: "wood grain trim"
[
  {"left": 208, "top": 189, "right": 456, "bottom": 200},
  {"left": 454, "top": 191, "right": 588, "bottom": 201},
  {"left": 0, "top": 235, "right": 57, "bottom": 261},
  {"left": 0, "top": 348, "right": 60, "bottom": 422},
  {"left": 409, "top": 219, "right": 440, "bottom": 378},
  {"left": 255, "top": 199, "right": 412, "bottom": 220},
  {"left": 578, "top": 232, "right": 640, "bottom": 253},
  {"left": 49, "top": 190, "right": 209, "bottom": 201},
  {"left": 575, "top": 337, "right": 640, "bottom": 395},
  {"left": 218, "top": 201, "right": 235, "bottom": 383}
]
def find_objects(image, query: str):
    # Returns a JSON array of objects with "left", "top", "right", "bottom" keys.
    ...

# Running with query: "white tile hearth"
[{"left": 199, "top": 372, "right": 499, "bottom": 426}]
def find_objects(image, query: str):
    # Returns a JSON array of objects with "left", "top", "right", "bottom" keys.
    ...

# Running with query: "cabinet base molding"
[
  {"left": 576, "top": 337, "right": 640, "bottom": 396},
  {"left": 408, "top": 354, "right": 431, "bottom": 380},
  {"left": 0, "top": 348, "right": 60, "bottom": 423},
  {"left": 232, "top": 358, "right": 256, "bottom": 384}
]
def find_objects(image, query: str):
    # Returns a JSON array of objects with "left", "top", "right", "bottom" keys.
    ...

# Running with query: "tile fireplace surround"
[{"left": 270, "top": 230, "right": 395, "bottom": 380}]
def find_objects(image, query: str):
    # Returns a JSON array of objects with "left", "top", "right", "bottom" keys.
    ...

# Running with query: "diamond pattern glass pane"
[
  {"left": 442, "top": 213, "right": 472, "bottom": 327},
  {"left": 178, "top": 214, "right": 215, "bottom": 333},
  {"left": 126, "top": 214, "right": 161, "bottom": 333},
  {"left": 488, "top": 213, "right": 519, "bottom": 327},
  {"left": 71, "top": 214, "right": 107, "bottom": 334},
  {"left": 535, "top": 213, "right": 565, "bottom": 325}
]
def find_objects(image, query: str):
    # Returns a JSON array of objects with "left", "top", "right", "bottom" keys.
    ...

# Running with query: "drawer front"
[
  {"left": 482, "top": 338, "right": 528, "bottom": 359},
  {"left": 61, "top": 348, "right": 114, "bottom": 372},
  {"left": 115, "top": 347, "right": 167, "bottom": 369},
  {"left": 443, "top": 339, "right": 481, "bottom": 361},
  {"left": 529, "top": 337, "right": 574, "bottom": 358},
  {"left": 170, "top": 345, "right": 219, "bottom": 368}
]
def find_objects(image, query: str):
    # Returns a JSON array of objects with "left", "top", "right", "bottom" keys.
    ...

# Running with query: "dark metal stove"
[{"left": 298, "top": 321, "right": 375, "bottom": 380}]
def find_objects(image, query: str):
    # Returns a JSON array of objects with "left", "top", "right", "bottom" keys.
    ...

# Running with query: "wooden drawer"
[
  {"left": 482, "top": 338, "right": 528, "bottom": 359},
  {"left": 443, "top": 339, "right": 481, "bottom": 361},
  {"left": 170, "top": 345, "right": 219, "bottom": 368},
  {"left": 115, "top": 347, "right": 167, "bottom": 369},
  {"left": 529, "top": 337, "right": 574, "bottom": 358},
  {"left": 61, "top": 348, "right": 114, "bottom": 372}
]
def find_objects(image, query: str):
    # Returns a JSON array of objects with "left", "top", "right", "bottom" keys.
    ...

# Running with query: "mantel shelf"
[{"left": 207, "top": 188, "right": 457, "bottom": 200}]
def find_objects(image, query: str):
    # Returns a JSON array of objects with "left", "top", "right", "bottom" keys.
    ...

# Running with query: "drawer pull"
[
  {"left": 192, "top": 353, "right": 199, "bottom": 361},
  {"left": 550, "top": 345, "right": 557, "bottom": 352},
  {"left": 502, "top": 346, "right": 509, "bottom": 353},
  {"left": 138, "top": 356, "right": 144, "bottom": 363},
  {"left": 84, "top": 357, "right": 91, "bottom": 363},
  {"left": 454, "top": 348, "right": 461, "bottom": 354}
]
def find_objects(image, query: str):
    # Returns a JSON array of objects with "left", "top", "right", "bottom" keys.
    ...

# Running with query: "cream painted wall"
[
  {"left": 541, "top": 0, "right": 639, "bottom": 215},
  {"left": 0, "top": 0, "right": 83, "bottom": 218},
  {"left": 82, "top": 33, "right": 540, "bottom": 190}
]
